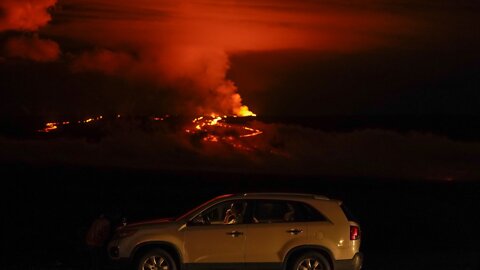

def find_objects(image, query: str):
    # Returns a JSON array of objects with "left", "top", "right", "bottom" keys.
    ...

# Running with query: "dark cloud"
[
  {"left": 3, "top": 36, "right": 60, "bottom": 62},
  {"left": 71, "top": 49, "right": 135, "bottom": 75}
]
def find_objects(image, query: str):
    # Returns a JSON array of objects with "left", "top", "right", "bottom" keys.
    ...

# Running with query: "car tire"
[
  {"left": 292, "top": 251, "right": 331, "bottom": 270},
  {"left": 136, "top": 248, "right": 177, "bottom": 270}
]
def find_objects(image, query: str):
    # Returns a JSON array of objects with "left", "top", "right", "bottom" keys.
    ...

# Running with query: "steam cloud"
[
  {"left": 0, "top": 0, "right": 59, "bottom": 62},
  {"left": 4, "top": 36, "right": 59, "bottom": 62},
  {"left": 71, "top": 47, "right": 251, "bottom": 115},
  {"left": 49, "top": 0, "right": 407, "bottom": 115},
  {"left": 0, "top": 0, "right": 56, "bottom": 31},
  {"left": 1, "top": 0, "right": 415, "bottom": 115}
]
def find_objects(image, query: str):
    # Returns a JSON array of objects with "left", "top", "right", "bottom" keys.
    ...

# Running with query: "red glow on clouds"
[
  {"left": 0, "top": 0, "right": 57, "bottom": 31},
  {"left": 2, "top": 0, "right": 415, "bottom": 116},
  {"left": 4, "top": 36, "right": 60, "bottom": 62},
  {"left": 71, "top": 49, "right": 134, "bottom": 76},
  {"left": 0, "top": 0, "right": 60, "bottom": 62},
  {"left": 52, "top": 0, "right": 408, "bottom": 116},
  {"left": 70, "top": 46, "right": 256, "bottom": 115},
  {"left": 51, "top": 0, "right": 407, "bottom": 52}
]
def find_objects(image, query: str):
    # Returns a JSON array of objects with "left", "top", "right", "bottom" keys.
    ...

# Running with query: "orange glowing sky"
[
  {"left": 1, "top": 0, "right": 479, "bottom": 116},
  {"left": 37, "top": 0, "right": 414, "bottom": 115},
  {"left": 48, "top": 0, "right": 410, "bottom": 52},
  {"left": 1, "top": 0, "right": 480, "bottom": 180}
]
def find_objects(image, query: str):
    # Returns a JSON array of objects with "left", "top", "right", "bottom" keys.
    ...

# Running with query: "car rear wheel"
[
  {"left": 292, "top": 252, "right": 331, "bottom": 270},
  {"left": 137, "top": 249, "right": 177, "bottom": 270}
]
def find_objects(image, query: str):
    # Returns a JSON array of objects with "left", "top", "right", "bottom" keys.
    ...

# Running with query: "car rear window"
[
  {"left": 294, "top": 202, "right": 328, "bottom": 222},
  {"left": 340, "top": 203, "right": 358, "bottom": 222}
]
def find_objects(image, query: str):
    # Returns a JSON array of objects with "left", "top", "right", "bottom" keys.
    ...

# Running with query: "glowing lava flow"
[
  {"left": 38, "top": 122, "right": 59, "bottom": 133},
  {"left": 185, "top": 114, "right": 263, "bottom": 148},
  {"left": 38, "top": 115, "right": 107, "bottom": 132},
  {"left": 79, "top": 115, "right": 103, "bottom": 123},
  {"left": 37, "top": 113, "right": 262, "bottom": 151}
]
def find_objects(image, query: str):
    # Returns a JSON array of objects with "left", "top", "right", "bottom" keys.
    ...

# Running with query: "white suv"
[{"left": 108, "top": 193, "right": 363, "bottom": 270}]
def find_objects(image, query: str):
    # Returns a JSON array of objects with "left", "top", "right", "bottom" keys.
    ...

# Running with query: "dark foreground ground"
[{"left": 1, "top": 164, "right": 479, "bottom": 270}]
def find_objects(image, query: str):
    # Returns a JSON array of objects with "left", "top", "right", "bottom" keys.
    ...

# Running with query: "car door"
[
  {"left": 184, "top": 200, "right": 249, "bottom": 270},
  {"left": 244, "top": 200, "right": 308, "bottom": 266}
]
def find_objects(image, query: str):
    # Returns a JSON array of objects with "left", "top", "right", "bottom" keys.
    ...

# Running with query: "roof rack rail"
[{"left": 240, "top": 193, "right": 330, "bottom": 200}]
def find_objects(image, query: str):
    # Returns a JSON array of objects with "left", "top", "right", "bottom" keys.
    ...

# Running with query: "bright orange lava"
[
  {"left": 38, "top": 115, "right": 106, "bottom": 132},
  {"left": 38, "top": 122, "right": 58, "bottom": 133},
  {"left": 38, "top": 113, "right": 262, "bottom": 151},
  {"left": 185, "top": 114, "right": 263, "bottom": 150}
]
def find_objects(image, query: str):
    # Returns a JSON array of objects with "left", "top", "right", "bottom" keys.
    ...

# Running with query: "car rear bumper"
[{"left": 334, "top": 252, "right": 363, "bottom": 270}]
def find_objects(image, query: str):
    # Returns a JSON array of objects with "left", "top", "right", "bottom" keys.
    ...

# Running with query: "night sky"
[{"left": 1, "top": 0, "right": 480, "bottom": 179}]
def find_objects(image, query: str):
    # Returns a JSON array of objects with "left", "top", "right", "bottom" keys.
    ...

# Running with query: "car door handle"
[
  {"left": 286, "top": 228, "right": 303, "bottom": 235},
  {"left": 226, "top": 231, "right": 244, "bottom": 237}
]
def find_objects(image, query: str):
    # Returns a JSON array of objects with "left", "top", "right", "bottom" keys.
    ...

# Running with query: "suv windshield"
[{"left": 175, "top": 194, "right": 234, "bottom": 221}]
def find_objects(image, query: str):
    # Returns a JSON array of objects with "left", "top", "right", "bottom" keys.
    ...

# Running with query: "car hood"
[{"left": 124, "top": 217, "right": 175, "bottom": 228}]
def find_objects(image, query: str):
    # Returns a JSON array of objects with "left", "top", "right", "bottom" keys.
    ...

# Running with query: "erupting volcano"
[
  {"left": 185, "top": 114, "right": 262, "bottom": 150},
  {"left": 37, "top": 111, "right": 263, "bottom": 151}
]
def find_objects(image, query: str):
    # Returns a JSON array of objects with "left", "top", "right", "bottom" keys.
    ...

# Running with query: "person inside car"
[
  {"left": 283, "top": 203, "right": 295, "bottom": 222},
  {"left": 224, "top": 203, "right": 243, "bottom": 224}
]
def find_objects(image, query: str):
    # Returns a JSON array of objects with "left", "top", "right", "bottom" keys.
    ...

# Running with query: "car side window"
[
  {"left": 252, "top": 200, "right": 327, "bottom": 223},
  {"left": 253, "top": 200, "right": 288, "bottom": 223},
  {"left": 192, "top": 200, "right": 247, "bottom": 225}
]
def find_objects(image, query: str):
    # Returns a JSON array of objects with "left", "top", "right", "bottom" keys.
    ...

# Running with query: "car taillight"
[{"left": 350, "top": 225, "right": 360, "bottom": 240}]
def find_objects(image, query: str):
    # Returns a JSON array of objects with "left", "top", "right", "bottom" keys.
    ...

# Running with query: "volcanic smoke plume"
[
  {"left": 0, "top": 0, "right": 59, "bottom": 62},
  {"left": 48, "top": 0, "right": 407, "bottom": 116},
  {"left": 4, "top": 36, "right": 59, "bottom": 62},
  {"left": 71, "top": 47, "right": 254, "bottom": 116},
  {"left": 0, "top": 0, "right": 56, "bottom": 31}
]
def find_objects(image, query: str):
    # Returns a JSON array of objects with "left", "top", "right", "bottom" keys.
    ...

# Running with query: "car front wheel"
[
  {"left": 292, "top": 251, "right": 331, "bottom": 270},
  {"left": 136, "top": 248, "right": 177, "bottom": 270}
]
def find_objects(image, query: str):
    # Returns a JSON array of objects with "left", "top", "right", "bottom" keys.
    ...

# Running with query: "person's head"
[{"left": 230, "top": 203, "right": 242, "bottom": 215}]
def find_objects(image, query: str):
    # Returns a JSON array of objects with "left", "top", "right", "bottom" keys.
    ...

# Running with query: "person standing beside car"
[{"left": 85, "top": 213, "right": 111, "bottom": 270}]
